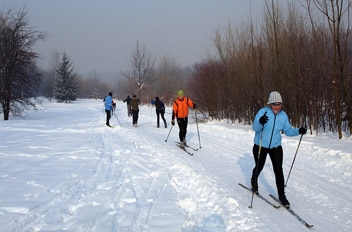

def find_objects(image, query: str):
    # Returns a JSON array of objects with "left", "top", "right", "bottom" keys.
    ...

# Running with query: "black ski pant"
[
  {"left": 251, "top": 144, "right": 285, "bottom": 196},
  {"left": 132, "top": 109, "right": 139, "bottom": 125},
  {"left": 105, "top": 110, "right": 111, "bottom": 125},
  {"left": 156, "top": 110, "right": 166, "bottom": 127},
  {"left": 176, "top": 117, "right": 188, "bottom": 142}
]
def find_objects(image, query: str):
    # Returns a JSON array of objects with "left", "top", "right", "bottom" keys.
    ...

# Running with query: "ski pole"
[
  {"left": 195, "top": 110, "right": 201, "bottom": 148},
  {"left": 285, "top": 133, "right": 304, "bottom": 187},
  {"left": 249, "top": 128, "right": 263, "bottom": 209},
  {"left": 165, "top": 125, "right": 174, "bottom": 142},
  {"left": 249, "top": 112, "right": 266, "bottom": 208},
  {"left": 114, "top": 113, "right": 121, "bottom": 125}
]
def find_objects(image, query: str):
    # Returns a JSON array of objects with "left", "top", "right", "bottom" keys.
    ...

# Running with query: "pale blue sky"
[{"left": 1, "top": 0, "right": 268, "bottom": 74}]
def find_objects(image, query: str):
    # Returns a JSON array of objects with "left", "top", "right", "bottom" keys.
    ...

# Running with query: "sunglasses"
[{"left": 271, "top": 103, "right": 282, "bottom": 107}]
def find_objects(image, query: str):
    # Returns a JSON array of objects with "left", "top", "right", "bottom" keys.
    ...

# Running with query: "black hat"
[
  {"left": 109, "top": 92, "right": 113, "bottom": 96},
  {"left": 133, "top": 94, "right": 136, "bottom": 98}
]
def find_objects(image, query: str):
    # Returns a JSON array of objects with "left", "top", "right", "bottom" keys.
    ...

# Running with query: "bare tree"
[
  {"left": 0, "top": 7, "right": 46, "bottom": 120},
  {"left": 310, "top": 0, "right": 352, "bottom": 138},
  {"left": 86, "top": 71, "right": 104, "bottom": 99},
  {"left": 122, "top": 41, "right": 155, "bottom": 103},
  {"left": 152, "top": 56, "right": 185, "bottom": 103}
]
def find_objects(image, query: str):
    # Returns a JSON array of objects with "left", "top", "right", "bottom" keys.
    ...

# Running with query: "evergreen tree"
[{"left": 53, "top": 52, "right": 78, "bottom": 103}]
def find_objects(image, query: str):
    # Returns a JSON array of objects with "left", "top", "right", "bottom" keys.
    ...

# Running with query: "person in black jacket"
[
  {"left": 123, "top": 96, "right": 132, "bottom": 117},
  {"left": 151, "top": 97, "right": 167, "bottom": 128}
]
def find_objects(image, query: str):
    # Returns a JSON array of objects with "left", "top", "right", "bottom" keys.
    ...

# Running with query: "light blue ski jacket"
[
  {"left": 252, "top": 107, "right": 300, "bottom": 149},
  {"left": 105, "top": 95, "right": 113, "bottom": 111}
]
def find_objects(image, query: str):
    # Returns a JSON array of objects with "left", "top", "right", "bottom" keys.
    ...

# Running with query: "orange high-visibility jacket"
[{"left": 172, "top": 97, "right": 194, "bottom": 119}]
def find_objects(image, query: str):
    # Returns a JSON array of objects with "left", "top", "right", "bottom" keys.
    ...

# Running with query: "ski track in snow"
[{"left": 0, "top": 99, "right": 351, "bottom": 232}]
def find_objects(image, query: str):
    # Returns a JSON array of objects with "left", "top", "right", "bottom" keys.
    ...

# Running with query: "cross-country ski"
[
  {"left": 175, "top": 141, "right": 199, "bottom": 151},
  {"left": 176, "top": 143, "right": 193, "bottom": 156},
  {"left": 270, "top": 194, "right": 314, "bottom": 228},
  {"left": 239, "top": 183, "right": 280, "bottom": 209}
]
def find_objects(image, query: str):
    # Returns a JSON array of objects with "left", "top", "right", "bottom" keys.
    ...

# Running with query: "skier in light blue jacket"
[
  {"left": 104, "top": 92, "right": 113, "bottom": 127},
  {"left": 250, "top": 91, "right": 307, "bottom": 207}
]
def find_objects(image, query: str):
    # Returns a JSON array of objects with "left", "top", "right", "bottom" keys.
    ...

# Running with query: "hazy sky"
[{"left": 2, "top": 0, "right": 268, "bottom": 74}]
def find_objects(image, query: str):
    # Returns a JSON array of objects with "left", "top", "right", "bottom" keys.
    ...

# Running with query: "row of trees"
[
  {"left": 39, "top": 41, "right": 190, "bottom": 105},
  {"left": 189, "top": 0, "right": 352, "bottom": 138},
  {"left": 115, "top": 41, "right": 191, "bottom": 104}
]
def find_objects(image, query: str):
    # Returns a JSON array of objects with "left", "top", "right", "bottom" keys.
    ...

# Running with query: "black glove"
[
  {"left": 193, "top": 104, "right": 197, "bottom": 109},
  {"left": 171, "top": 120, "right": 175, "bottom": 126},
  {"left": 259, "top": 113, "right": 268, "bottom": 125},
  {"left": 299, "top": 127, "right": 307, "bottom": 135}
]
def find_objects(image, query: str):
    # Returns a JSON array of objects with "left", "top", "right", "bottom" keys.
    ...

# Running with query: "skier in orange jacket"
[{"left": 171, "top": 90, "right": 197, "bottom": 148}]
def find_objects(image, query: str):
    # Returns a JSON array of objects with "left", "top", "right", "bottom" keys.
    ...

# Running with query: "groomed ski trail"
[{"left": 1, "top": 99, "right": 351, "bottom": 231}]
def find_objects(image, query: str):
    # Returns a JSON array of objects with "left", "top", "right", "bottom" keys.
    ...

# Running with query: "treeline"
[
  {"left": 189, "top": 0, "right": 352, "bottom": 138},
  {"left": 2, "top": 1, "right": 351, "bottom": 138},
  {"left": 39, "top": 42, "right": 192, "bottom": 105}
]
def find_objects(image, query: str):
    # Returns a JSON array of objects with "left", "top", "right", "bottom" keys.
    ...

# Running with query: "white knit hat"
[{"left": 268, "top": 91, "right": 282, "bottom": 104}]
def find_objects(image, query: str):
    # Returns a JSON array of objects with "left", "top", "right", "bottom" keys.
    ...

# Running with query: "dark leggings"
[
  {"left": 132, "top": 110, "right": 139, "bottom": 124},
  {"left": 105, "top": 110, "right": 111, "bottom": 125},
  {"left": 156, "top": 110, "right": 166, "bottom": 126},
  {"left": 177, "top": 117, "right": 188, "bottom": 142},
  {"left": 251, "top": 144, "right": 285, "bottom": 196}
]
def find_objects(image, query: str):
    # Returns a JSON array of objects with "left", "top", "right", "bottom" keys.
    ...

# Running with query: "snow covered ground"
[{"left": 0, "top": 98, "right": 351, "bottom": 232}]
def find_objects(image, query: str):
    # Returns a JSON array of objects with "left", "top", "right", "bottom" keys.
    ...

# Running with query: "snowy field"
[{"left": 0, "top": 98, "right": 351, "bottom": 232}]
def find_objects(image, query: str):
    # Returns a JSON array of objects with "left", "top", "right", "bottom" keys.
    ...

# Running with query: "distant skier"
[
  {"left": 123, "top": 95, "right": 132, "bottom": 117},
  {"left": 151, "top": 96, "right": 167, "bottom": 128},
  {"left": 129, "top": 94, "right": 140, "bottom": 127},
  {"left": 104, "top": 92, "right": 113, "bottom": 127}
]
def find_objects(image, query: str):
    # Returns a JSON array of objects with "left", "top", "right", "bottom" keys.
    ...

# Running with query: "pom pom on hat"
[{"left": 268, "top": 91, "right": 282, "bottom": 104}]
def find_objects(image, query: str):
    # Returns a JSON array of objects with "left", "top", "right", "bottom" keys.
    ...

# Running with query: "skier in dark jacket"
[
  {"left": 123, "top": 96, "right": 132, "bottom": 117},
  {"left": 151, "top": 97, "right": 167, "bottom": 128},
  {"left": 129, "top": 95, "right": 140, "bottom": 126}
]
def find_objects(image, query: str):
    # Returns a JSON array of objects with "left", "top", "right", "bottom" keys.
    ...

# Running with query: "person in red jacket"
[{"left": 171, "top": 90, "right": 197, "bottom": 148}]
